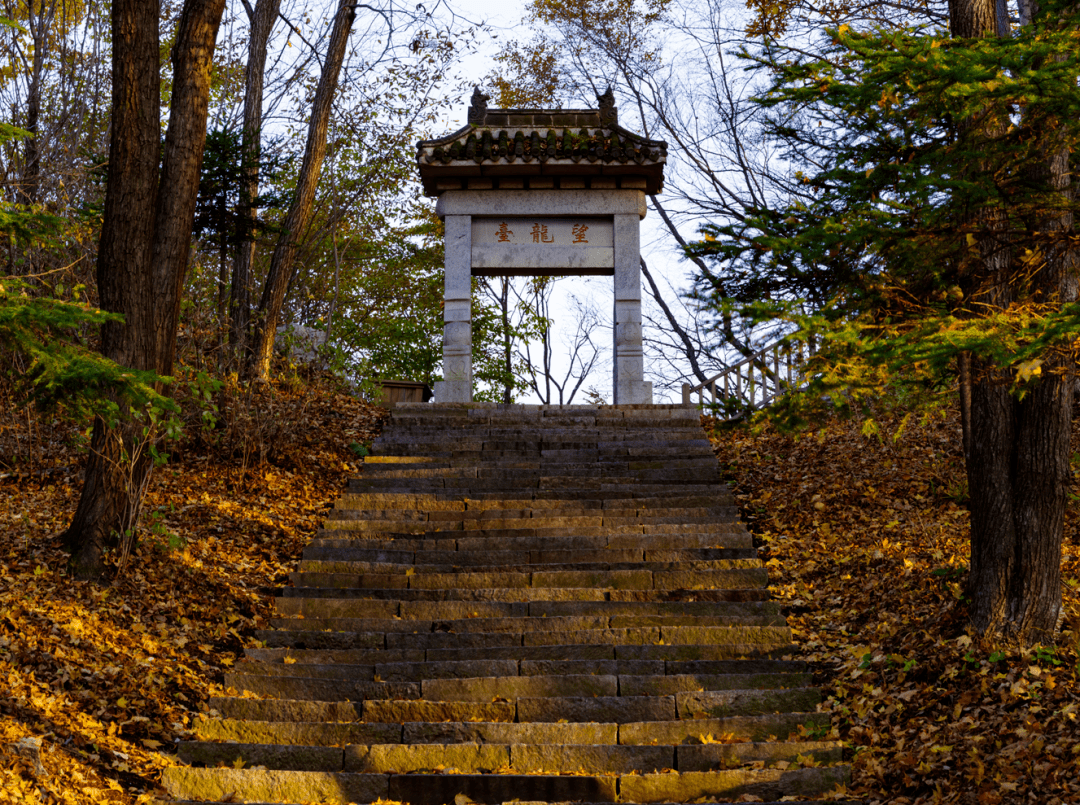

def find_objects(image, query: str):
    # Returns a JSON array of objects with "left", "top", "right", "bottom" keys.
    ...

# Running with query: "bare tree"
[{"left": 516, "top": 279, "right": 605, "bottom": 405}]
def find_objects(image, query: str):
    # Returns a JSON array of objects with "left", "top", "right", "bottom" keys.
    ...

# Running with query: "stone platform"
[{"left": 162, "top": 403, "right": 850, "bottom": 804}]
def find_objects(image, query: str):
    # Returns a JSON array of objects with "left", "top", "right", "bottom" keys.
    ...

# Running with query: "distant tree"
[{"left": 193, "top": 126, "right": 284, "bottom": 353}]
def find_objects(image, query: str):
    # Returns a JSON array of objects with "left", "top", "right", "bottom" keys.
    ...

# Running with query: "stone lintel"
[
  {"left": 472, "top": 245, "right": 614, "bottom": 272},
  {"left": 437, "top": 190, "right": 647, "bottom": 220}
]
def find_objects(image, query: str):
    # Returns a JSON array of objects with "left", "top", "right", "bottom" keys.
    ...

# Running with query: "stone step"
[
  {"left": 266, "top": 614, "right": 785, "bottom": 636},
  {"left": 298, "top": 548, "right": 749, "bottom": 568},
  {"left": 359, "top": 456, "right": 721, "bottom": 474},
  {"left": 203, "top": 697, "right": 823, "bottom": 737},
  {"left": 319, "top": 523, "right": 745, "bottom": 540},
  {"left": 332, "top": 493, "right": 737, "bottom": 511},
  {"left": 163, "top": 764, "right": 848, "bottom": 804},
  {"left": 302, "top": 544, "right": 759, "bottom": 563},
  {"left": 346, "top": 471, "right": 720, "bottom": 490},
  {"left": 242, "top": 648, "right": 806, "bottom": 675},
  {"left": 272, "top": 598, "right": 782, "bottom": 621},
  {"left": 234, "top": 659, "right": 810, "bottom": 690},
  {"left": 371, "top": 423, "right": 706, "bottom": 437},
  {"left": 320, "top": 515, "right": 740, "bottom": 534},
  {"left": 305, "top": 531, "right": 754, "bottom": 553},
  {"left": 176, "top": 738, "right": 844, "bottom": 774},
  {"left": 277, "top": 586, "right": 769, "bottom": 604},
  {"left": 344, "top": 482, "right": 727, "bottom": 498},
  {"left": 192, "top": 717, "right": 616, "bottom": 745},
  {"left": 294, "top": 558, "right": 762, "bottom": 576},
  {"left": 372, "top": 425, "right": 707, "bottom": 439},
  {"left": 288, "top": 566, "right": 770, "bottom": 591},
  {"left": 254, "top": 623, "right": 792, "bottom": 653},
  {"left": 327, "top": 506, "right": 740, "bottom": 523}
]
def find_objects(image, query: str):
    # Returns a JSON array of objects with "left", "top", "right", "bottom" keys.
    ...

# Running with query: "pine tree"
[{"left": 691, "top": 1, "right": 1080, "bottom": 643}]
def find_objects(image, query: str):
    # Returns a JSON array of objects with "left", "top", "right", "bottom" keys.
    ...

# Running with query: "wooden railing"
[{"left": 681, "top": 337, "right": 811, "bottom": 415}]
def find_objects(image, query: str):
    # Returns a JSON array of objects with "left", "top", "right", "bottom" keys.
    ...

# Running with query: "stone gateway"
[{"left": 416, "top": 88, "right": 667, "bottom": 404}]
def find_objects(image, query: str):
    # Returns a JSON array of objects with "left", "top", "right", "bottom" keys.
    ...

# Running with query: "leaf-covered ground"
[
  {"left": 0, "top": 366, "right": 387, "bottom": 803},
  {"left": 709, "top": 406, "right": 1080, "bottom": 805}
]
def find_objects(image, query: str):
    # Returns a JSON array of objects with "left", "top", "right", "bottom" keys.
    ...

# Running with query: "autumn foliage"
[
  {"left": 0, "top": 363, "right": 386, "bottom": 802},
  {"left": 711, "top": 406, "right": 1080, "bottom": 804}
]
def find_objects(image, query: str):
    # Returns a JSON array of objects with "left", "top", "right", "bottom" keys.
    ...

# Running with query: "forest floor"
[
  {"left": 710, "top": 405, "right": 1080, "bottom": 805},
  {"left": 1, "top": 378, "right": 1078, "bottom": 804},
  {"left": 0, "top": 365, "right": 387, "bottom": 804}
]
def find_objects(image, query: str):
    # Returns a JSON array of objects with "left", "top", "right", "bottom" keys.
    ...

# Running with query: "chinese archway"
[{"left": 416, "top": 88, "right": 667, "bottom": 404}]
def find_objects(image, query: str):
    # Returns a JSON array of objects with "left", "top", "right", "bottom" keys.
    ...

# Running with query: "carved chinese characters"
[{"left": 472, "top": 218, "right": 612, "bottom": 248}]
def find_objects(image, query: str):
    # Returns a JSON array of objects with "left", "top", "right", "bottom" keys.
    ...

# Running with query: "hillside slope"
[
  {"left": 0, "top": 369, "right": 386, "bottom": 803},
  {"left": 710, "top": 407, "right": 1080, "bottom": 804}
]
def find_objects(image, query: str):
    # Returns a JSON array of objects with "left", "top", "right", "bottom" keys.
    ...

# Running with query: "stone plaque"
[
  {"left": 471, "top": 217, "right": 614, "bottom": 276},
  {"left": 472, "top": 218, "right": 613, "bottom": 247}
]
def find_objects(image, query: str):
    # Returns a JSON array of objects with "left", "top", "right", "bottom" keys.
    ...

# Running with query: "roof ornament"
[
  {"left": 468, "top": 86, "right": 490, "bottom": 126},
  {"left": 598, "top": 87, "right": 617, "bottom": 126}
]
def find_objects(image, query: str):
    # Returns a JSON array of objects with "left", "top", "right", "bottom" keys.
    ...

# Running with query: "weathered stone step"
[
  {"left": 306, "top": 530, "right": 754, "bottom": 554},
  {"left": 243, "top": 647, "right": 806, "bottom": 674},
  {"left": 176, "top": 738, "right": 843, "bottom": 775},
  {"left": 267, "top": 614, "right": 784, "bottom": 638},
  {"left": 177, "top": 734, "right": 842, "bottom": 777},
  {"left": 302, "top": 544, "right": 758, "bottom": 563},
  {"left": 360, "top": 456, "right": 723, "bottom": 471},
  {"left": 355, "top": 695, "right": 819, "bottom": 725},
  {"left": 216, "top": 685, "right": 815, "bottom": 722},
  {"left": 320, "top": 515, "right": 740, "bottom": 534},
  {"left": 294, "top": 558, "right": 762, "bottom": 577},
  {"left": 372, "top": 423, "right": 706, "bottom": 438},
  {"left": 339, "top": 486, "right": 733, "bottom": 503},
  {"left": 203, "top": 697, "right": 823, "bottom": 737},
  {"left": 193, "top": 717, "right": 616, "bottom": 745},
  {"left": 163, "top": 762, "right": 849, "bottom": 804},
  {"left": 319, "top": 524, "right": 745, "bottom": 542},
  {"left": 372, "top": 425, "right": 707, "bottom": 439},
  {"left": 272, "top": 598, "right": 782, "bottom": 621},
  {"left": 327, "top": 506, "right": 740, "bottom": 525},
  {"left": 359, "top": 456, "right": 720, "bottom": 475},
  {"left": 255, "top": 623, "right": 791, "bottom": 653},
  {"left": 344, "top": 482, "right": 726, "bottom": 498},
  {"left": 332, "top": 493, "right": 737, "bottom": 511},
  {"left": 278, "top": 583, "right": 768, "bottom": 605},
  {"left": 234, "top": 658, "right": 810, "bottom": 690},
  {"left": 288, "top": 566, "right": 769, "bottom": 592},
  {"left": 347, "top": 471, "right": 720, "bottom": 490}
]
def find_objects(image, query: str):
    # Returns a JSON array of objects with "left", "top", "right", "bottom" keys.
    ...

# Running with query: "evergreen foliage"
[
  {"left": 0, "top": 127, "right": 168, "bottom": 420},
  {"left": 690, "top": 6, "right": 1080, "bottom": 420}
]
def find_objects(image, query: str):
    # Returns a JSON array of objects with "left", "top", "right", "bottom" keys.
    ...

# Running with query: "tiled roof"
[{"left": 416, "top": 88, "right": 667, "bottom": 196}]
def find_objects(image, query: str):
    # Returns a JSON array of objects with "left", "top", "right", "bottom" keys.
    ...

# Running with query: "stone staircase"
[{"left": 163, "top": 403, "right": 849, "bottom": 804}]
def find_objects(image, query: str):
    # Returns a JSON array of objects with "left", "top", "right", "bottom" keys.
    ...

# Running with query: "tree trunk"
[
  {"left": 63, "top": 0, "right": 225, "bottom": 579},
  {"left": 956, "top": 0, "right": 1076, "bottom": 643},
  {"left": 20, "top": 0, "right": 53, "bottom": 205},
  {"left": 248, "top": 0, "right": 356, "bottom": 380},
  {"left": 229, "top": 0, "right": 282, "bottom": 364}
]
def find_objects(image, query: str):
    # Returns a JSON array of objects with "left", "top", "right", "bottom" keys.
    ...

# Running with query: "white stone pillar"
[
  {"left": 612, "top": 213, "right": 652, "bottom": 404},
  {"left": 434, "top": 214, "right": 473, "bottom": 403}
]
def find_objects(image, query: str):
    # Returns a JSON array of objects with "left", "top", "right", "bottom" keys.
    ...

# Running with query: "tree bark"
[
  {"left": 63, "top": 0, "right": 225, "bottom": 579},
  {"left": 956, "top": 0, "right": 1076, "bottom": 643},
  {"left": 248, "top": 0, "right": 356, "bottom": 380},
  {"left": 229, "top": 0, "right": 282, "bottom": 364}
]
